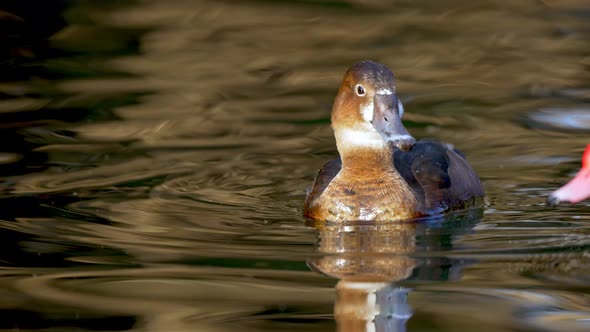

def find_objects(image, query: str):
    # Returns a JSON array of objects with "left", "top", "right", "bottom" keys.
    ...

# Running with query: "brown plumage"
[{"left": 303, "top": 61, "right": 484, "bottom": 222}]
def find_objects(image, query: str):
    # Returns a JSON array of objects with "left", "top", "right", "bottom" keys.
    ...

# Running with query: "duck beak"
[
  {"left": 547, "top": 168, "right": 590, "bottom": 206},
  {"left": 372, "top": 93, "right": 415, "bottom": 151}
]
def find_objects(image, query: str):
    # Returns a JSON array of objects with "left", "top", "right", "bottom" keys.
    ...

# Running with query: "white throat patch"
[{"left": 335, "top": 127, "right": 387, "bottom": 150}]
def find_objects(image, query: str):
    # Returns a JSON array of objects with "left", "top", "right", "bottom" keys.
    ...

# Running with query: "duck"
[
  {"left": 547, "top": 144, "right": 590, "bottom": 206},
  {"left": 303, "top": 60, "right": 485, "bottom": 222}
]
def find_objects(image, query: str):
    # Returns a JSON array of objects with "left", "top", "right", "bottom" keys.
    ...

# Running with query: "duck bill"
[
  {"left": 547, "top": 168, "right": 590, "bottom": 206},
  {"left": 372, "top": 94, "right": 415, "bottom": 151}
]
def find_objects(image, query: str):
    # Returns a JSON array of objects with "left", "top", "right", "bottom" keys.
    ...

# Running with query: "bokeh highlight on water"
[{"left": 0, "top": 0, "right": 589, "bottom": 331}]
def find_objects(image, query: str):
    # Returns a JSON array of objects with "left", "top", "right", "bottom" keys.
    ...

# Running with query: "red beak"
[{"left": 548, "top": 168, "right": 590, "bottom": 205}]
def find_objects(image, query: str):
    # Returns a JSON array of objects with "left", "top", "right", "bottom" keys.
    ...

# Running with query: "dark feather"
[{"left": 304, "top": 157, "right": 341, "bottom": 208}]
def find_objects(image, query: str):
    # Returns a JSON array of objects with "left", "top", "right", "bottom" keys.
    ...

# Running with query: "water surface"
[{"left": 0, "top": 0, "right": 590, "bottom": 331}]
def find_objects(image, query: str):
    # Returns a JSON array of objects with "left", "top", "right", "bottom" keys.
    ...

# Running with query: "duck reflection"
[{"left": 308, "top": 210, "right": 482, "bottom": 332}]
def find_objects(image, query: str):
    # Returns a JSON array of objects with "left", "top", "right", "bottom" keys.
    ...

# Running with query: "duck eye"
[{"left": 355, "top": 84, "right": 365, "bottom": 96}]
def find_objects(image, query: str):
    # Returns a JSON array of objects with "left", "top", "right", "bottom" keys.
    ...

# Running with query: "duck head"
[{"left": 331, "top": 60, "right": 415, "bottom": 154}]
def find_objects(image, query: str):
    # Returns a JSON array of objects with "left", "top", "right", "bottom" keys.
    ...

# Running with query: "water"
[{"left": 1, "top": 0, "right": 590, "bottom": 331}]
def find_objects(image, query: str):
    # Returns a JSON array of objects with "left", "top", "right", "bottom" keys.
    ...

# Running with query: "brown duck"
[{"left": 303, "top": 60, "right": 484, "bottom": 222}]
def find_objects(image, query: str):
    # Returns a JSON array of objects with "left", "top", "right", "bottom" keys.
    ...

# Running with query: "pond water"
[{"left": 1, "top": 0, "right": 590, "bottom": 331}]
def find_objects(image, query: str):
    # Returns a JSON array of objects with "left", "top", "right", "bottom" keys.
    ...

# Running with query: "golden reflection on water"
[
  {"left": 13, "top": 266, "right": 334, "bottom": 332},
  {"left": 308, "top": 210, "right": 482, "bottom": 331},
  {"left": 311, "top": 222, "right": 418, "bottom": 332},
  {"left": 0, "top": 0, "right": 590, "bottom": 331},
  {"left": 310, "top": 223, "right": 418, "bottom": 282}
]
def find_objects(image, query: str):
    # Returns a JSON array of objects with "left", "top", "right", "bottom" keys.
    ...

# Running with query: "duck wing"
[
  {"left": 394, "top": 140, "right": 484, "bottom": 213},
  {"left": 303, "top": 158, "right": 342, "bottom": 210}
]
